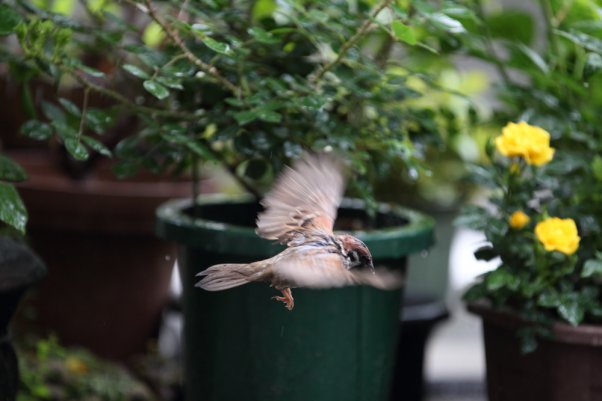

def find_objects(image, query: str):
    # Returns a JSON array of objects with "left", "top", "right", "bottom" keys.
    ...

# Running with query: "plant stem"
[
  {"left": 70, "top": 69, "right": 198, "bottom": 120},
  {"left": 313, "top": 0, "right": 393, "bottom": 81},
  {"left": 140, "top": 0, "right": 241, "bottom": 98}
]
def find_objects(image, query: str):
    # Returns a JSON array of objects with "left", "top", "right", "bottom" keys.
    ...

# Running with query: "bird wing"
[
  {"left": 272, "top": 250, "right": 403, "bottom": 290},
  {"left": 256, "top": 153, "right": 345, "bottom": 246}
]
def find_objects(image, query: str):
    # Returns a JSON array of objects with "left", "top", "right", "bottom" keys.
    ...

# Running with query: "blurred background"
[{"left": 1, "top": 0, "right": 597, "bottom": 400}]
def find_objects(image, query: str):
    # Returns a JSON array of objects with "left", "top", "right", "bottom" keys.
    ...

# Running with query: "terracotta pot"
[
  {"left": 11, "top": 150, "right": 210, "bottom": 361},
  {"left": 468, "top": 302, "right": 602, "bottom": 401}
]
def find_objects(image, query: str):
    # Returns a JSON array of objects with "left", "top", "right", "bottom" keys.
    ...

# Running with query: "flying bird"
[{"left": 196, "top": 153, "right": 402, "bottom": 310}]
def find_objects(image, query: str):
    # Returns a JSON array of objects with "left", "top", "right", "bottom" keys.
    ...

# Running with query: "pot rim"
[
  {"left": 155, "top": 194, "right": 434, "bottom": 259},
  {"left": 468, "top": 301, "right": 602, "bottom": 347}
]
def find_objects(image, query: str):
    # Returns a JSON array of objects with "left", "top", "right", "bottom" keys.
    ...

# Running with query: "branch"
[
  {"left": 140, "top": 0, "right": 241, "bottom": 97},
  {"left": 312, "top": 0, "right": 394, "bottom": 81},
  {"left": 70, "top": 70, "right": 199, "bottom": 120}
]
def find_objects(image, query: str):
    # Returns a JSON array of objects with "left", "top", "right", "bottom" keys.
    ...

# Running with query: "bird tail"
[{"left": 195, "top": 262, "right": 264, "bottom": 291}]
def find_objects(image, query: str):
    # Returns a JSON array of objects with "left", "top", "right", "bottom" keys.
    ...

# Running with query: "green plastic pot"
[{"left": 156, "top": 196, "right": 434, "bottom": 401}]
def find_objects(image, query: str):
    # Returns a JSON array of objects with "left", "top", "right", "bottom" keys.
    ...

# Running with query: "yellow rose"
[
  {"left": 535, "top": 217, "right": 580, "bottom": 255},
  {"left": 495, "top": 121, "right": 555, "bottom": 166},
  {"left": 509, "top": 210, "right": 530, "bottom": 229}
]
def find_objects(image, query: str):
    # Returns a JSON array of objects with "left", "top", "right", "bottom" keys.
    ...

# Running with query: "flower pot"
[
  {"left": 156, "top": 196, "right": 434, "bottom": 401},
  {"left": 468, "top": 302, "right": 602, "bottom": 401},
  {"left": 10, "top": 150, "right": 207, "bottom": 361}
]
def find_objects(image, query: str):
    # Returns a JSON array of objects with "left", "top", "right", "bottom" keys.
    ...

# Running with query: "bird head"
[{"left": 338, "top": 234, "right": 374, "bottom": 271}]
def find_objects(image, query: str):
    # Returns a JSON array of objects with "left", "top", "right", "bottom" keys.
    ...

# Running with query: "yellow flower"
[
  {"left": 535, "top": 217, "right": 580, "bottom": 255},
  {"left": 509, "top": 210, "right": 530, "bottom": 229},
  {"left": 495, "top": 121, "right": 555, "bottom": 166}
]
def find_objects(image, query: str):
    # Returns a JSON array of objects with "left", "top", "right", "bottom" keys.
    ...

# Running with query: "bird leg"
[{"left": 272, "top": 288, "right": 295, "bottom": 311}]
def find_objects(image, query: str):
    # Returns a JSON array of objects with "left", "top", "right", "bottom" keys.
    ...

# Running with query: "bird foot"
[{"left": 272, "top": 288, "right": 294, "bottom": 311}]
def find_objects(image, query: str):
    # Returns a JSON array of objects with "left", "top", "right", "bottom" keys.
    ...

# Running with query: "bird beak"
[{"left": 369, "top": 259, "right": 375, "bottom": 274}]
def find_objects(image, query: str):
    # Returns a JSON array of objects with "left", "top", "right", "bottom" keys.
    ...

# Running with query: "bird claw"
[{"left": 272, "top": 288, "right": 294, "bottom": 311}]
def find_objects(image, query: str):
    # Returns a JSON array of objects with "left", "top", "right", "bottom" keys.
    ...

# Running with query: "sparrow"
[{"left": 196, "top": 153, "right": 402, "bottom": 310}]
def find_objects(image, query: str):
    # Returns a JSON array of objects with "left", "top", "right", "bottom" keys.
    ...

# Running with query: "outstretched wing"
[
  {"left": 256, "top": 153, "right": 345, "bottom": 246},
  {"left": 272, "top": 250, "right": 403, "bottom": 290}
]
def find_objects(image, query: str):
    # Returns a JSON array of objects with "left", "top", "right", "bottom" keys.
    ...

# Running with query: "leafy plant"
[
  {"left": 0, "top": 0, "right": 475, "bottom": 233},
  {"left": 18, "top": 336, "right": 156, "bottom": 401},
  {"left": 456, "top": 0, "right": 602, "bottom": 351}
]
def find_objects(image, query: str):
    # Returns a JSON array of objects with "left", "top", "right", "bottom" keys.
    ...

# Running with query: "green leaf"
[
  {"left": 203, "top": 37, "right": 232, "bottom": 55},
  {"left": 428, "top": 13, "right": 465, "bottom": 34},
  {"left": 391, "top": 21, "right": 416, "bottom": 45},
  {"left": 143, "top": 80, "right": 170, "bottom": 100},
  {"left": 64, "top": 138, "right": 89, "bottom": 160},
  {"left": 0, "top": 4, "right": 22, "bottom": 36},
  {"left": 0, "top": 182, "right": 27, "bottom": 234},
  {"left": 77, "top": 64, "right": 106, "bottom": 78},
  {"left": 86, "top": 109, "right": 113, "bottom": 134},
  {"left": 556, "top": 30, "right": 602, "bottom": 53},
  {"left": 248, "top": 27, "right": 279, "bottom": 44},
  {"left": 257, "top": 110, "right": 282, "bottom": 123},
  {"left": 485, "top": 268, "right": 517, "bottom": 291},
  {"left": 41, "top": 102, "right": 66, "bottom": 123},
  {"left": 58, "top": 98, "right": 81, "bottom": 116},
  {"left": 81, "top": 136, "right": 112, "bottom": 157},
  {"left": 558, "top": 298, "right": 584, "bottom": 326},
  {"left": 156, "top": 76, "right": 183, "bottom": 90},
  {"left": 20, "top": 120, "right": 52, "bottom": 140},
  {"left": 486, "top": 10, "right": 534, "bottom": 44},
  {"left": 51, "top": 121, "right": 77, "bottom": 139},
  {"left": 252, "top": 0, "right": 277, "bottom": 21},
  {"left": 537, "top": 290, "right": 560, "bottom": 307},
  {"left": 582, "top": 259, "right": 602, "bottom": 278},
  {"left": 0, "top": 156, "right": 27, "bottom": 182},
  {"left": 123, "top": 64, "right": 150, "bottom": 79},
  {"left": 233, "top": 111, "right": 258, "bottom": 125},
  {"left": 515, "top": 44, "right": 549, "bottom": 74}
]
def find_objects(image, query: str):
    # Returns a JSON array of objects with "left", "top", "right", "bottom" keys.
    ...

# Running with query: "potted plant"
[
  {"left": 456, "top": 1, "right": 602, "bottom": 399},
  {"left": 0, "top": 0, "right": 472, "bottom": 399},
  {"left": 0, "top": 1, "right": 197, "bottom": 360}
]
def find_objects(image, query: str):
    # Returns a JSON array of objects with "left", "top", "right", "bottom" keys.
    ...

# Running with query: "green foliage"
[
  {"left": 18, "top": 336, "right": 156, "bottom": 401},
  {"left": 0, "top": 0, "right": 477, "bottom": 232},
  {"left": 456, "top": 0, "right": 602, "bottom": 350},
  {"left": 0, "top": 4, "right": 22, "bottom": 35}
]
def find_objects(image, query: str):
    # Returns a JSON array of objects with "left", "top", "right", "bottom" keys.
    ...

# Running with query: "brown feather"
[
  {"left": 269, "top": 246, "right": 403, "bottom": 290},
  {"left": 256, "top": 153, "right": 345, "bottom": 246}
]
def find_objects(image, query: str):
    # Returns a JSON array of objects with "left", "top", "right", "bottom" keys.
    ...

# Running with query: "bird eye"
[{"left": 349, "top": 250, "right": 360, "bottom": 266}]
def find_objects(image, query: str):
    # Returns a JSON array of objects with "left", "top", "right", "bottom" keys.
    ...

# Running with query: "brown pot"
[
  {"left": 11, "top": 149, "right": 211, "bottom": 361},
  {"left": 468, "top": 302, "right": 602, "bottom": 401}
]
